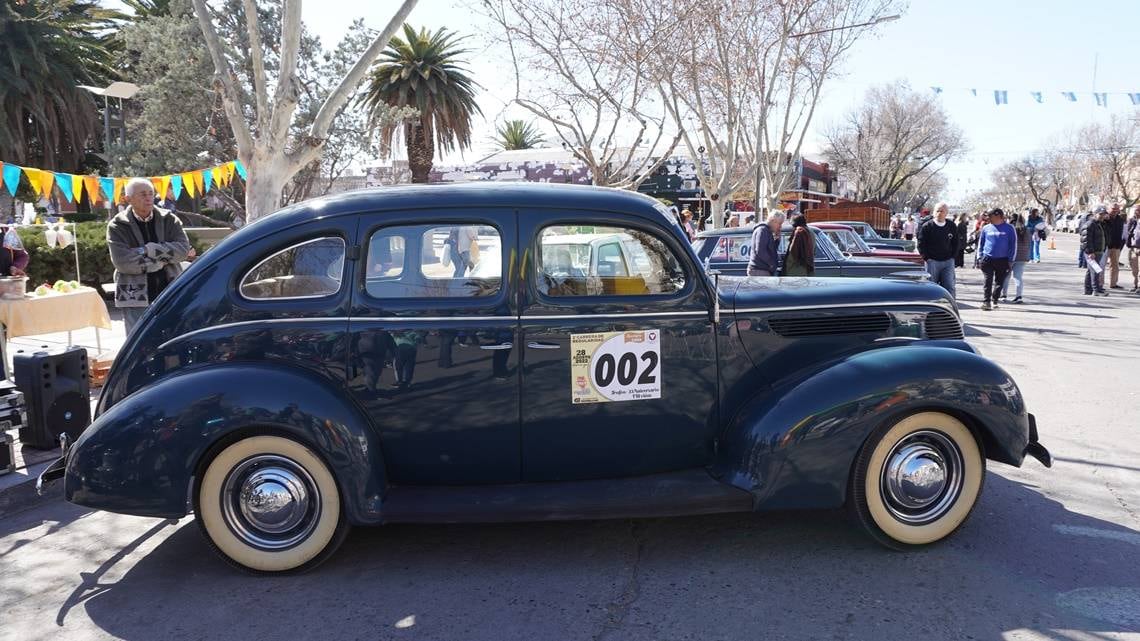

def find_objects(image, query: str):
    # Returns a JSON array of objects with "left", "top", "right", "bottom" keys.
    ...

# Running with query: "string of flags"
[
  {"left": 929, "top": 87, "right": 1140, "bottom": 107},
  {"left": 0, "top": 159, "right": 247, "bottom": 202}
]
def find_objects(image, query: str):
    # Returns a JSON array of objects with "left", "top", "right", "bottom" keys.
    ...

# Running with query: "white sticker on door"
[{"left": 570, "top": 330, "right": 661, "bottom": 403}]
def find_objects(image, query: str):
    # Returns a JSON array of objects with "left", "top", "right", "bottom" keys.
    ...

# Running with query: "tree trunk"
[
  {"left": 244, "top": 151, "right": 289, "bottom": 221},
  {"left": 406, "top": 121, "right": 435, "bottom": 184}
]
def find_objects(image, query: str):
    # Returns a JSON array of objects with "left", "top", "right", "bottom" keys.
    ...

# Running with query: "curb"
[{"left": 0, "top": 459, "right": 63, "bottom": 519}]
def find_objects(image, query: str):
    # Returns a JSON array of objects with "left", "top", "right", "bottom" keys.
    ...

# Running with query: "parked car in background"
[
  {"left": 811, "top": 223, "right": 924, "bottom": 266},
  {"left": 692, "top": 226, "right": 928, "bottom": 280},
  {"left": 834, "top": 220, "right": 916, "bottom": 252},
  {"left": 47, "top": 183, "right": 1048, "bottom": 573}
]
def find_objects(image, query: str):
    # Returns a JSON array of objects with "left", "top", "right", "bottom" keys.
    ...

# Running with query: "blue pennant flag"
[
  {"left": 1129, "top": 93, "right": 1140, "bottom": 105},
  {"left": 970, "top": 88, "right": 977, "bottom": 97},
  {"left": 994, "top": 90, "right": 1008, "bottom": 105},
  {"left": 203, "top": 167, "right": 214, "bottom": 193},
  {"left": 1030, "top": 92, "right": 1043, "bottom": 103},
  {"left": 99, "top": 177, "right": 114, "bottom": 202},
  {"left": 170, "top": 174, "right": 183, "bottom": 200},
  {"left": 54, "top": 173, "right": 73, "bottom": 202},
  {"left": 2, "top": 163, "right": 21, "bottom": 197},
  {"left": 1062, "top": 92, "right": 1077, "bottom": 102},
  {"left": 1094, "top": 92, "right": 1108, "bottom": 107},
  {"left": 930, "top": 86, "right": 943, "bottom": 94},
  {"left": 234, "top": 159, "right": 247, "bottom": 180}
]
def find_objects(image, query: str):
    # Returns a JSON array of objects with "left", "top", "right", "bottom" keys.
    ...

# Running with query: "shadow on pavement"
[{"left": 70, "top": 472, "right": 1139, "bottom": 640}]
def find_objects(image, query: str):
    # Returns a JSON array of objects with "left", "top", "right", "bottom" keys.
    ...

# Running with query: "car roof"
[
  {"left": 811, "top": 223, "right": 855, "bottom": 231},
  {"left": 543, "top": 233, "right": 625, "bottom": 245}
]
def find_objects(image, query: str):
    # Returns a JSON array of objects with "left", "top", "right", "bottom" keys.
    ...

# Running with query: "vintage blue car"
[{"left": 48, "top": 183, "right": 1050, "bottom": 573}]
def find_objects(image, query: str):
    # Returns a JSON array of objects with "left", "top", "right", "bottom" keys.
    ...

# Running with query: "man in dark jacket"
[
  {"left": 1126, "top": 206, "right": 1140, "bottom": 292},
  {"left": 747, "top": 210, "right": 785, "bottom": 276},
  {"left": 1081, "top": 206, "right": 1108, "bottom": 296},
  {"left": 1105, "top": 203, "right": 1126, "bottom": 288},
  {"left": 918, "top": 202, "right": 958, "bottom": 297}
]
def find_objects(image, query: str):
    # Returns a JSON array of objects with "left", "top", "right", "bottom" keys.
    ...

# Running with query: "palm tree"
[
  {"left": 362, "top": 24, "right": 482, "bottom": 183},
  {"left": 495, "top": 119, "right": 545, "bottom": 151},
  {"left": 0, "top": 0, "right": 122, "bottom": 170}
]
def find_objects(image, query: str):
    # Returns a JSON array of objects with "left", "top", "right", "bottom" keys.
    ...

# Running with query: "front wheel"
[
  {"left": 195, "top": 435, "right": 349, "bottom": 573},
  {"left": 849, "top": 412, "right": 985, "bottom": 549}
]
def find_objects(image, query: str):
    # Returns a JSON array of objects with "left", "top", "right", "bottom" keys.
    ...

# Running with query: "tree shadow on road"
[{"left": 70, "top": 472, "right": 1140, "bottom": 641}]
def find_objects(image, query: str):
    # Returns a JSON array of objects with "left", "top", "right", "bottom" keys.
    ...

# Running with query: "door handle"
[
  {"left": 526, "top": 341, "right": 561, "bottom": 350},
  {"left": 479, "top": 343, "right": 514, "bottom": 351}
]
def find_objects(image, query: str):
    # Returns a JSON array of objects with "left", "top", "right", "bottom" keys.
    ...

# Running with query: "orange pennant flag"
[
  {"left": 71, "top": 174, "right": 85, "bottom": 202},
  {"left": 181, "top": 172, "right": 197, "bottom": 198},
  {"left": 192, "top": 170, "right": 205, "bottom": 195},
  {"left": 150, "top": 177, "right": 164, "bottom": 196},
  {"left": 22, "top": 168, "right": 43, "bottom": 198},
  {"left": 113, "top": 178, "right": 126, "bottom": 204},
  {"left": 84, "top": 176, "right": 101, "bottom": 203},
  {"left": 36, "top": 170, "right": 56, "bottom": 200},
  {"left": 158, "top": 175, "right": 172, "bottom": 200}
]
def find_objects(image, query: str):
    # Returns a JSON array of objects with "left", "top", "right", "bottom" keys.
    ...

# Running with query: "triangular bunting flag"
[
  {"left": 1062, "top": 92, "right": 1077, "bottom": 102},
  {"left": 158, "top": 175, "right": 172, "bottom": 200},
  {"left": 970, "top": 88, "right": 977, "bottom": 97},
  {"left": 1094, "top": 92, "right": 1107, "bottom": 107},
  {"left": 171, "top": 174, "right": 184, "bottom": 200},
  {"left": 234, "top": 159, "right": 247, "bottom": 180},
  {"left": 113, "top": 177, "right": 126, "bottom": 203},
  {"left": 71, "top": 174, "right": 85, "bottom": 202},
  {"left": 211, "top": 166, "right": 225, "bottom": 189},
  {"left": 1128, "top": 93, "right": 1140, "bottom": 105},
  {"left": 150, "top": 177, "right": 164, "bottom": 196},
  {"left": 181, "top": 172, "right": 197, "bottom": 198},
  {"left": 930, "top": 87, "right": 943, "bottom": 94},
  {"left": 1030, "top": 92, "right": 1043, "bottom": 103},
  {"left": 192, "top": 170, "right": 204, "bottom": 195},
  {"left": 54, "top": 173, "right": 74, "bottom": 202},
  {"left": 203, "top": 168, "right": 214, "bottom": 193},
  {"left": 26, "top": 168, "right": 52, "bottom": 199},
  {"left": 994, "top": 90, "right": 1008, "bottom": 105},
  {"left": 84, "top": 176, "right": 100, "bottom": 203},
  {"left": 99, "top": 177, "right": 115, "bottom": 202},
  {"left": 2, "top": 163, "right": 21, "bottom": 197}
]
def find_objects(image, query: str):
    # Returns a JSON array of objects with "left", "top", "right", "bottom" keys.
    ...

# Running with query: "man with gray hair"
[
  {"left": 747, "top": 210, "right": 785, "bottom": 276},
  {"left": 106, "top": 177, "right": 191, "bottom": 333},
  {"left": 918, "top": 202, "right": 959, "bottom": 298}
]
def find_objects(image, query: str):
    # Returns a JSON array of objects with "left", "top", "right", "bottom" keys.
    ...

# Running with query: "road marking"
[
  {"left": 1053, "top": 524, "right": 1140, "bottom": 547},
  {"left": 1055, "top": 587, "right": 1140, "bottom": 629}
]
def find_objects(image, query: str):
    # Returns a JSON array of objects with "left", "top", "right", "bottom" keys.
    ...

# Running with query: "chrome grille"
[
  {"left": 768, "top": 313, "right": 891, "bottom": 338},
  {"left": 924, "top": 310, "right": 964, "bottom": 340}
]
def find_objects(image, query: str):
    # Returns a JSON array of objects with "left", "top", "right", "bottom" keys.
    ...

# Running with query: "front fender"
[
  {"left": 65, "top": 364, "right": 386, "bottom": 525},
  {"left": 712, "top": 344, "right": 1030, "bottom": 510}
]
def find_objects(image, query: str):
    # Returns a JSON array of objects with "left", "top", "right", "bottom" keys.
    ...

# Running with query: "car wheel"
[
  {"left": 849, "top": 412, "right": 984, "bottom": 549},
  {"left": 195, "top": 435, "right": 348, "bottom": 573}
]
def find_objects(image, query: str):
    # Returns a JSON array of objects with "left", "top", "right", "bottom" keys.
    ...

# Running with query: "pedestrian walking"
[
  {"left": 1126, "top": 206, "right": 1140, "bottom": 292},
  {"left": 918, "top": 202, "right": 958, "bottom": 298},
  {"left": 1027, "top": 208, "right": 1043, "bottom": 262},
  {"left": 747, "top": 210, "right": 784, "bottom": 276},
  {"left": 1000, "top": 213, "right": 1031, "bottom": 303},
  {"left": 889, "top": 216, "right": 900, "bottom": 239},
  {"left": 1081, "top": 206, "right": 1109, "bottom": 296},
  {"left": 955, "top": 213, "right": 969, "bottom": 268},
  {"left": 977, "top": 208, "right": 1016, "bottom": 311},
  {"left": 903, "top": 215, "right": 917, "bottom": 241},
  {"left": 107, "top": 177, "right": 192, "bottom": 334},
  {"left": 783, "top": 214, "right": 815, "bottom": 276},
  {"left": 1105, "top": 203, "right": 1126, "bottom": 289},
  {"left": 680, "top": 207, "right": 697, "bottom": 241}
]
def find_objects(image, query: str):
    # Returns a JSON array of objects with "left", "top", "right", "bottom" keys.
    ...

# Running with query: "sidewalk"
[{"left": 1, "top": 308, "right": 130, "bottom": 517}]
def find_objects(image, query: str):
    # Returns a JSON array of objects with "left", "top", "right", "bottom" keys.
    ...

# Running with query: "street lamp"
[
  {"left": 78, "top": 81, "right": 140, "bottom": 155},
  {"left": 790, "top": 13, "right": 901, "bottom": 39}
]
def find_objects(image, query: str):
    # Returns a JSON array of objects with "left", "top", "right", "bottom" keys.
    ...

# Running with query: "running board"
[{"left": 380, "top": 468, "right": 753, "bottom": 523}]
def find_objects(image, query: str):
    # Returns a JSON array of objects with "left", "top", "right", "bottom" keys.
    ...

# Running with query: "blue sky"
[{"left": 111, "top": 0, "right": 1140, "bottom": 203}]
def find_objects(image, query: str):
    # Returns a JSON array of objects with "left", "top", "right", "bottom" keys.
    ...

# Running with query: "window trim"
[
  {"left": 360, "top": 221, "right": 506, "bottom": 302},
  {"left": 531, "top": 222, "right": 692, "bottom": 303},
  {"left": 238, "top": 236, "right": 347, "bottom": 302}
]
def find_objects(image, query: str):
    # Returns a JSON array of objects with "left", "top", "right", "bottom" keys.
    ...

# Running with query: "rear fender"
[
  {"left": 65, "top": 364, "right": 386, "bottom": 524},
  {"left": 712, "top": 344, "right": 1029, "bottom": 510}
]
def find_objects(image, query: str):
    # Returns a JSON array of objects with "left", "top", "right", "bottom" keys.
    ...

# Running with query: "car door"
[
  {"left": 346, "top": 209, "right": 520, "bottom": 485},
  {"left": 518, "top": 211, "right": 719, "bottom": 481}
]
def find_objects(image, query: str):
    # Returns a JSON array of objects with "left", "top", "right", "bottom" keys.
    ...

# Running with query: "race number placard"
[{"left": 570, "top": 330, "right": 661, "bottom": 403}]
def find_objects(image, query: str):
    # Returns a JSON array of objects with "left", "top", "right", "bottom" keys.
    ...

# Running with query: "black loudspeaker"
[{"left": 13, "top": 345, "right": 91, "bottom": 450}]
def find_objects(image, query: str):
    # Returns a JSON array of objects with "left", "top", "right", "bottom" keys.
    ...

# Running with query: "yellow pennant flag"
[
  {"left": 192, "top": 170, "right": 205, "bottom": 195},
  {"left": 181, "top": 172, "right": 197, "bottom": 198},
  {"left": 36, "top": 170, "right": 56, "bottom": 200},
  {"left": 22, "top": 168, "right": 43, "bottom": 198},
  {"left": 84, "top": 176, "right": 101, "bottom": 202},
  {"left": 113, "top": 177, "right": 126, "bottom": 203},
  {"left": 150, "top": 177, "right": 164, "bottom": 196},
  {"left": 210, "top": 166, "right": 224, "bottom": 189},
  {"left": 224, "top": 161, "right": 236, "bottom": 184},
  {"left": 159, "top": 175, "right": 172, "bottom": 200},
  {"left": 71, "top": 174, "right": 85, "bottom": 203}
]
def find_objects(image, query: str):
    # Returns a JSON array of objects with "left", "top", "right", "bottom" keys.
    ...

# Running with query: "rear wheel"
[
  {"left": 195, "top": 435, "right": 348, "bottom": 573},
  {"left": 849, "top": 412, "right": 984, "bottom": 549}
]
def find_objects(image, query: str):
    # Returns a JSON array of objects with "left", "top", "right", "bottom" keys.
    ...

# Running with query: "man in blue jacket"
[{"left": 977, "top": 208, "right": 1017, "bottom": 310}]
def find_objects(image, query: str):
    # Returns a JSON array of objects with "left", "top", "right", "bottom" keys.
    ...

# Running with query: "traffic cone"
[{"left": 1048, "top": 236, "right": 1056, "bottom": 250}]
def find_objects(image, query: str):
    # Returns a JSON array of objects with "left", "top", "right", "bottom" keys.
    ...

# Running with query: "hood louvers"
[
  {"left": 768, "top": 313, "right": 891, "bottom": 338},
  {"left": 924, "top": 310, "right": 964, "bottom": 340}
]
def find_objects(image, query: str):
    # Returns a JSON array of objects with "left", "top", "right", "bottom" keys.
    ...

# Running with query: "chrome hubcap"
[
  {"left": 881, "top": 430, "right": 963, "bottom": 524},
  {"left": 222, "top": 455, "right": 320, "bottom": 550}
]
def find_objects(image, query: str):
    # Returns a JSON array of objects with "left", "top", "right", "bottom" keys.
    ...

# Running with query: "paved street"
[{"left": 1, "top": 232, "right": 1138, "bottom": 641}]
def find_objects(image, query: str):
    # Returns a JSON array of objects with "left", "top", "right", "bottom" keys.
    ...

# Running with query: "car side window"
[
  {"left": 779, "top": 230, "right": 829, "bottom": 259},
  {"left": 537, "top": 225, "right": 685, "bottom": 297},
  {"left": 364, "top": 224, "right": 502, "bottom": 299},
  {"left": 240, "top": 237, "right": 345, "bottom": 300}
]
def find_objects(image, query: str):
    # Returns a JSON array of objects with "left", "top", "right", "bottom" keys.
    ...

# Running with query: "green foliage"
[
  {"left": 495, "top": 120, "right": 545, "bottom": 151},
  {"left": 22, "top": 221, "right": 206, "bottom": 290},
  {"left": 0, "top": 0, "right": 124, "bottom": 170}
]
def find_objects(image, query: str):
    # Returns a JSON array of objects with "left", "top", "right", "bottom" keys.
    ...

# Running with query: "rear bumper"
[{"left": 1023, "top": 413, "right": 1052, "bottom": 468}]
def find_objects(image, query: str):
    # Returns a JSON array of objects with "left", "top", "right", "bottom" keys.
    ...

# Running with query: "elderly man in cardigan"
[{"left": 107, "top": 177, "right": 191, "bottom": 334}]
